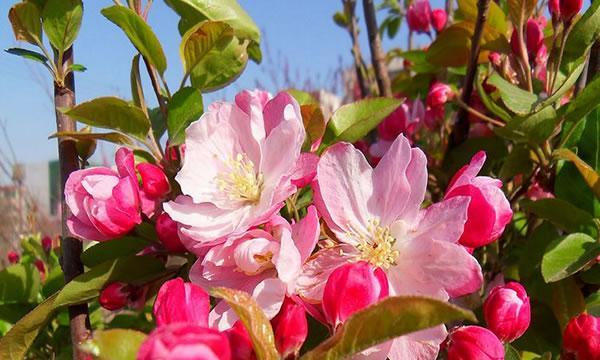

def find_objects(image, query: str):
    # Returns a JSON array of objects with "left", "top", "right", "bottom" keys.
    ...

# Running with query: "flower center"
[
  {"left": 215, "top": 153, "right": 263, "bottom": 204},
  {"left": 349, "top": 219, "right": 399, "bottom": 269}
]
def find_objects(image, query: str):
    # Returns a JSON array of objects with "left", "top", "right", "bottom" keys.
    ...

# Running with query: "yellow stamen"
[
  {"left": 348, "top": 218, "right": 399, "bottom": 269},
  {"left": 215, "top": 153, "right": 263, "bottom": 204}
]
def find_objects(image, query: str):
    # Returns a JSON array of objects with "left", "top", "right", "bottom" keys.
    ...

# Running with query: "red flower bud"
[
  {"left": 156, "top": 212, "right": 186, "bottom": 252},
  {"left": 444, "top": 326, "right": 504, "bottom": 360},
  {"left": 153, "top": 278, "right": 210, "bottom": 327},
  {"left": 549, "top": 0, "right": 560, "bottom": 18},
  {"left": 407, "top": 0, "right": 432, "bottom": 34},
  {"left": 483, "top": 282, "right": 531, "bottom": 342},
  {"left": 431, "top": 9, "right": 447, "bottom": 32},
  {"left": 99, "top": 282, "right": 130, "bottom": 311},
  {"left": 322, "top": 262, "right": 388, "bottom": 328},
  {"left": 562, "top": 314, "right": 600, "bottom": 360},
  {"left": 559, "top": 0, "right": 583, "bottom": 22},
  {"left": 7, "top": 251, "right": 19, "bottom": 264},
  {"left": 510, "top": 19, "right": 544, "bottom": 58},
  {"left": 225, "top": 321, "right": 256, "bottom": 360},
  {"left": 271, "top": 297, "right": 308, "bottom": 358},
  {"left": 42, "top": 235, "right": 52, "bottom": 253},
  {"left": 33, "top": 259, "right": 46, "bottom": 281},
  {"left": 426, "top": 82, "right": 453, "bottom": 108},
  {"left": 488, "top": 52, "right": 502, "bottom": 66},
  {"left": 136, "top": 163, "right": 170, "bottom": 199}
]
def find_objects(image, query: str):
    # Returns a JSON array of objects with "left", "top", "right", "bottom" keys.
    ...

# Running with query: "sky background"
[{"left": 0, "top": 0, "right": 441, "bottom": 171}]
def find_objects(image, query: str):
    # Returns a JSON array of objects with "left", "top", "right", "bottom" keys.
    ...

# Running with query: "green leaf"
[
  {"left": 457, "top": 0, "right": 507, "bottom": 32},
  {"left": 389, "top": 49, "right": 438, "bottom": 74},
  {"left": 555, "top": 149, "right": 600, "bottom": 199},
  {"left": 541, "top": 233, "right": 600, "bottom": 283},
  {"left": 333, "top": 11, "right": 349, "bottom": 28},
  {"left": 475, "top": 68, "right": 512, "bottom": 122},
  {"left": 211, "top": 287, "right": 278, "bottom": 360},
  {"left": 562, "top": 74, "right": 600, "bottom": 127},
  {"left": 507, "top": 0, "right": 536, "bottom": 27},
  {"left": 82, "top": 329, "right": 147, "bottom": 360},
  {"left": 539, "top": 58, "right": 585, "bottom": 108},
  {"left": 301, "top": 296, "right": 476, "bottom": 360},
  {"left": 562, "top": 0, "right": 600, "bottom": 71},
  {"left": 49, "top": 131, "right": 135, "bottom": 146},
  {"left": 165, "top": 0, "right": 260, "bottom": 44},
  {"left": 505, "top": 343, "right": 521, "bottom": 360},
  {"left": 64, "top": 97, "right": 151, "bottom": 142},
  {"left": 0, "top": 264, "right": 41, "bottom": 304},
  {"left": 551, "top": 277, "right": 586, "bottom": 330},
  {"left": 101, "top": 6, "right": 167, "bottom": 75},
  {"left": 495, "top": 106, "right": 558, "bottom": 144},
  {"left": 8, "top": 2, "right": 42, "bottom": 45},
  {"left": 286, "top": 89, "right": 318, "bottom": 105},
  {"left": 581, "top": 265, "right": 600, "bottom": 284},
  {"left": 426, "top": 25, "right": 471, "bottom": 67},
  {"left": 512, "top": 303, "right": 561, "bottom": 354},
  {"left": 322, "top": 97, "right": 402, "bottom": 145},
  {"left": 499, "top": 145, "right": 533, "bottom": 181},
  {"left": 167, "top": 87, "right": 204, "bottom": 146},
  {"left": 521, "top": 198, "right": 598, "bottom": 237},
  {"left": 42, "top": 0, "right": 83, "bottom": 52},
  {"left": 68, "top": 63, "right": 86, "bottom": 72},
  {"left": 189, "top": 37, "right": 248, "bottom": 92},
  {"left": 586, "top": 291, "right": 600, "bottom": 316},
  {"left": 301, "top": 104, "right": 327, "bottom": 152},
  {"left": 80, "top": 237, "right": 152, "bottom": 268},
  {"left": 247, "top": 41, "right": 262, "bottom": 63},
  {"left": 130, "top": 54, "right": 146, "bottom": 110},
  {"left": 518, "top": 222, "right": 561, "bottom": 281},
  {"left": 180, "top": 21, "right": 233, "bottom": 76},
  {"left": 487, "top": 72, "right": 538, "bottom": 115},
  {"left": 4, "top": 48, "right": 47, "bottom": 64}
]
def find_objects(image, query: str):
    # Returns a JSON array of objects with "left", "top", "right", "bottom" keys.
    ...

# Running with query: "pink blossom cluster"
[{"left": 406, "top": 0, "right": 447, "bottom": 34}]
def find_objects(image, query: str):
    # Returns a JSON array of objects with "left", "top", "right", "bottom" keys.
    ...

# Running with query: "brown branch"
[
  {"left": 142, "top": 56, "right": 168, "bottom": 119},
  {"left": 449, "top": 0, "right": 492, "bottom": 148},
  {"left": 53, "top": 47, "right": 90, "bottom": 359},
  {"left": 362, "top": 0, "right": 392, "bottom": 97},
  {"left": 343, "top": 0, "right": 369, "bottom": 98},
  {"left": 445, "top": 0, "right": 454, "bottom": 27}
]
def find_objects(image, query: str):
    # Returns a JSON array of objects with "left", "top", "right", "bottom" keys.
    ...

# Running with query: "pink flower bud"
[
  {"left": 444, "top": 326, "right": 504, "bottom": 360},
  {"left": 322, "top": 262, "right": 389, "bottom": 328},
  {"left": 526, "top": 181, "right": 554, "bottom": 201},
  {"left": 445, "top": 151, "right": 513, "bottom": 248},
  {"left": 559, "top": 0, "right": 583, "bottom": 22},
  {"left": 225, "top": 321, "right": 256, "bottom": 360},
  {"left": 136, "top": 163, "right": 170, "bottom": 199},
  {"left": 426, "top": 82, "right": 453, "bottom": 108},
  {"left": 156, "top": 212, "right": 186, "bottom": 252},
  {"left": 562, "top": 314, "right": 600, "bottom": 360},
  {"left": 549, "top": 0, "right": 560, "bottom": 18},
  {"left": 483, "top": 282, "right": 531, "bottom": 342},
  {"left": 488, "top": 52, "right": 502, "bottom": 66},
  {"left": 7, "top": 251, "right": 19, "bottom": 264},
  {"left": 99, "top": 282, "right": 130, "bottom": 311},
  {"left": 42, "top": 235, "right": 52, "bottom": 253},
  {"left": 510, "top": 19, "right": 544, "bottom": 58},
  {"left": 153, "top": 277, "right": 210, "bottom": 327},
  {"left": 431, "top": 9, "right": 447, "bottom": 32},
  {"left": 271, "top": 297, "right": 308, "bottom": 358},
  {"left": 138, "top": 323, "right": 231, "bottom": 360},
  {"left": 407, "top": 0, "right": 432, "bottom": 34}
]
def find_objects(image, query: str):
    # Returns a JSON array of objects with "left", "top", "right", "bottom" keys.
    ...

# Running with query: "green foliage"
[
  {"left": 48, "top": 131, "right": 135, "bottom": 147},
  {"left": 301, "top": 296, "right": 476, "bottom": 360},
  {"left": 521, "top": 198, "right": 598, "bottom": 237},
  {"left": 189, "top": 37, "right": 249, "bottom": 92},
  {"left": 487, "top": 73, "right": 537, "bottom": 115},
  {"left": 41, "top": 0, "right": 82, "bottom": 52},
  {"left": 80, "top": 237, "right": 152, "bottom": 268},
  {"left": 0, "top": 264, "right": 41, "bottom": 304},
  {"left": 167, "top": 87, "right": 204, "bottom": 145},
  {"left": 550, "top": 277, "right": 586, "bottom": 330},
  {"left": 8, "top": 1, "right": 42, "bottom": 45},
  {"left": 180, "top": 21, "right": 234, "bottom": 76},
  {"left": 4, "top": 47, "right": 47, "bottom": 64},
  {"left": 82, "top": 329, "right": 147, "bottom": 360},
  {"left": 541, "top": 233, "right": 600, "bottom": 283},
  {"left": 457, "top": 0, "right": 507, "bottom": 33},
  {"left": 562, "top": 0, "right": 600, "bottom": 71}
]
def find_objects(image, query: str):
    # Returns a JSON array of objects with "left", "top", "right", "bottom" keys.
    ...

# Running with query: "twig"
[
  {"left": 343, "top": 0, "right": 369, "bottom": 98},
  {"left": 445, "top": 0, "right": 454, "bottom": 27},
  {"left": 454, "top": 97, "right": 505, "bottom": 127},
  {"left": 362, "top": 0, "right": 392, "bottom": 97},
  {"left": 142, "top": 56, "right": 168, "bottom": 120}
]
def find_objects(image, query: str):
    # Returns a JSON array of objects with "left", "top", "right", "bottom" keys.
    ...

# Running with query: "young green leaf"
[
  {"left": 180, "top": 21, "right": 234, "bottom": 76},
  {"left": 504, "top": 343, "right": 521, "bottom": 360},
  {"left": 8, "top": 2, "right": 42, "bottom": 45},
  {"left": 210, "top": 287, "right": 279, "bottom": 360},
  {"left": 64, "top": 97, "right": 151, "bottom": 142},
  {"left": 541, "top": 233, "right": 600, "bottom": 283},
  {"left": 68, "top": 63, "right": 86, "bottom": 72},
  {"left": 550, "top": 278, "right": 586, "bottom": 330},
  {"left": 167, "top": 87, "right": 203, "bottom": 146},
  {"left": 189, "top": 37, "right": 248, "bottom": 92},
  {"left": 101, "top": 6, "right": 167, "bottom": 75},
  {"left": 82, "top": 329, "right": 147, "bottom": 360},
  {"left": 457, "top": 0, "right": 507, "bottom": 32},
  {"left": 49, "top": 131, "right": 135, "bottom": 146},
  {"left": 301, "top": 296, "right": 476, "bottom": 360},
  {"left": 487, "top": 72, "right": 538, "bottom": 115},
  {"left": 561, "top": 0, "right": 600, "bottom": 71},
  {"left": 495, "top": 106, "right": 558, "bottom": 144},
  {"left": 301, "top": 104, "right": 327, "bottom": 151},
  {"left": 521, "top": 198, "right": 598, "bottom": 237},
  {"left": 80, "top": 237, "right": 152, "bottom": 268},
  {"left": 0, "top": 264, "right": 41, "bottom": 304},
  {"left": 41, "top": 0, "right": 83, "bottom": 52},
  {"left": 5, "top": 48, "right": 48, "bottom": 64},
  {"left": 555, "top": 148, "right": 600, "bottom": 199}
]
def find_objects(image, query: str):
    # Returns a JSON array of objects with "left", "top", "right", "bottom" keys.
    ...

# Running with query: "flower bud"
[
  {"left": 99, "top": 282, "right": 131, "bottom": 311},
  {"left": 138, "top": 323, "right": 231, "bottom": 360},
  {"left": 155, "top": 212, "right": 186, "bottom": 252},
  {"left": 7, "top": 251, "right": 19, "bottom": 264},
  {"left": 426, "top": 82, "right": 453, "bottom": 108},
  {"left": 33, "top": 259, "right": 46, "bottom": 279},
  {"left": 488, "top": 52, "right": 502, "bottom": 67},
  {"left": 42, "top": 235, "right": 52, "bottom": 253},
  {"left": 559, "top": 0, "right": 583, "bottom": 22},
  {"left": 136, "top": 163, "right": 170, "bottom": 199},
  {"left": 322, "top": 262, "right": 389, "bottom": 328},
  {"left": 271, "top": 297, "right": 308, "bottom": 358},
  {"left": 549, "top": 0, "right": 560, "bottom": 18},
  {"left": 483, "top": 282, "right": 531, "bottom": 342},
  {"left": 225, "top": 321, "right": 256, "bottom": 360},
  {"left": 407, "top": 0, "right": 432, "bottom": 34},
  {"left": 510, "top": 19, "right": 544, "bottom": 58},
  {"left": 154, "top": 277, "right": 210, "bottom": 327},
  {"left": 443, "top": 326, "right": 504, "bottom": 360},
  {"left": 431, "top": 9, "right": 447, "bottom": 32},
  {"left": 562, "top": 314, "right": 600, "bottom": 360}
]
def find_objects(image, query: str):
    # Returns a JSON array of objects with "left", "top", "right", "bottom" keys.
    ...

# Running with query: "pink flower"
[
  {"left": 510, "top": 19, "right": 544, "bottom": 58},
  {"left": 407, "top": 0, "right": 432, "bottom": 34},
  {"left": 444, "top": 151, "right": 512, "bottom": 248},
  {"left": 431, "top": 9, "right": 447, "bottom": 32},
  {"left": 7, "top": 251, "right": 19, "bottom": 264},
  {"left": 426, "top": 82, "right": 453, "bottom": 108},
  {"left": 489, "top": 52, "right": 502, "bottom": 66},
  {"left": 42, "top": 235, "right": 52, "bottom": 252},
  {"left": 190, "top": 206, "right": 319, "bottom": 329},
  {"left": 156, "top": 212, "right": 187, "bottom": 252},
  {"left": 559, "top": 0, "right": 583, "bottom": 21},
  {"left": 99, "top": 282, "right": 131, "bottom": 311},
  {"left": 137, "top": 323, "right": 231, "bottom": 360},
  {"left": 65, "top": 148, "right": 141, "bottom": 241},
  {"left": 304, "top": 135, "right": 483, "bottom": 358},
  {"left": 136, "top": 163, "right": 170, "bottom": 199},
  {"left": 271, "top": 297, "right": 308, "bottom": 358},
  {"left": 443, "top": 326, "right": 504, "bottom": 360},
  {"left": 225, "top": 321, "right": 255, "bottom": 360},
  {"left": 153, "top": 278, "right": 210, "bottom": 327},
  {"left": 483, "top": 282, "right": 531, "bottom": 342},
  {"left": 526, "top": 181, "right": 554, "bottom": 201},
  {"left": 562, "top": 314, "right": 600, "bottom": 359},
  {"left": 291, "top": 152, "right": 319, "bottom": 188},
  {"left": 322, "top": 262, "right": 388, "bottom": 329},
  {"left": 549, "top": 0, "right": 560, "bottom": 18},
  {"left": 164, "top": 90, "right": 305, "bottom": 249}
]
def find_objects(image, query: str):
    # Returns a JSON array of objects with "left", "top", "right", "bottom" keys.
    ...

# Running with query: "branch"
[
  {"left": 362, "top": 0, "right": 392, "bottom": 97},
  {"left": 53, "top": 47, "right": 90, "bottom": 359},
  {"left": 142, "top": 56, "right": 168, "bottom": 120},
  {"left": 343, "top": 0, "right": 370, "bottom": 98},
  {"left": 449, "top": 0, "right": 492, "bottom": 148}
]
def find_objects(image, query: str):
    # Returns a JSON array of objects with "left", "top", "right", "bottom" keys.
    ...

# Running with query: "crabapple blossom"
[
  {"left": 559, "top": 0, "right": 583, "bottom": 21},
  {"left": 225, "top": 321, "right": 256, "bottom": 360},
  {"left": 407, "top": 0, "right": 432, "bottom": 34},
  {"left": 443, "top": 326, "right": 504, "bottom": 360},
  {"left": 136, "top": 163, "right": 170, "bottom": 199},
  {"left": 431, "top": 9, "right": 447, "bottom": 32},
  {"left": 562, "top": 314, "right": 600, "bottom": 359},
  {"left": 153, "top": 278, "right": 210, "bottom": 327},
  {"left": 483, "top": 282, "right": 531, "bottom": 342},
  {"left": 426, "top": 82, "right": 453, "bottom": 108},
  {"left": 7, "top": 251, "right": 19, "bottom": 264},
  {"left": 164, "top": 90, "right": 305, "bottom": 250},
  {"left": 99, "top": 282, "right": 131, "bottom": 311},
  {"left": 155, "top": 212, "right": 187, "bottom": 252},
  {"left": 42, "top": 235, "right": 52, "bottom": 252},
  {"left": 510, "top": 19, "right": 544, "bottom": 58},
  {"left": 271, "top": 296, "right": 308, "bottom": 358}
]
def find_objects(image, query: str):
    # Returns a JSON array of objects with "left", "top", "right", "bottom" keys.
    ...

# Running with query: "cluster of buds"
[
  {"left": 549, "top": 0, "right": 583, "bottom": 24},
  {"left": 406, "top": 0, "right": 447, "bottom": 34}
]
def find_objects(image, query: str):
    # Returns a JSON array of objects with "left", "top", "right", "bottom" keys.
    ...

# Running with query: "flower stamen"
[
  {"left": 348, "top": 219, "right": 399, "bottom": 269},
  {"left": 215, "top": 153, "right": 263, "bottom": 204}
]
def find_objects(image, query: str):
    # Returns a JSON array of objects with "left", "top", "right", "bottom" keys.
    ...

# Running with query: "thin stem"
[
  {"left": 178, "top": 72, "right": 190, "bottom": 92},
  {"left": 550, "top": 23, "right": 572, "bottom": 94},
  {"left": 454, "top": 97, "right": 505, "bottom": 127},
  {"left": 142, "top": 56, "right": 168, "bottom": 119},
  {"left": 515, "top": 2, "right": 533, "bottom": 91},
  {"left": 362, "top": 0, "right": 392, "bottom": 97},
  {"left": 342, "top": 0, "right": 369, "bottom": 98}
]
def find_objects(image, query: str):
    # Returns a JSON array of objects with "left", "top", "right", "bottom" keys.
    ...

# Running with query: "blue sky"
[{"left": 0, "top": 0, "right": 440, "bottom": 166}]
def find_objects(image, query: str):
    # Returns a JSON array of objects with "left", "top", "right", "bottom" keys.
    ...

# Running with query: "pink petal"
[
  {"left": 388, "top": 326, "right": 447, "bottom": 360},
  {"left": 291, "top": 206, "right": 320, "bottom": 262},
  {"left": 291, "top": 153, "right": 319, "bottom": 188}
]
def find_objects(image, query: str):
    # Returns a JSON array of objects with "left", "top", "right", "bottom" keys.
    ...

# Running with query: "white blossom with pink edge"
[
  {"left": 164, "top": 90, "right": 305, "bottom": 252},
  {"left": 299, "top": 135, "right": 483, "bottom": 359}
]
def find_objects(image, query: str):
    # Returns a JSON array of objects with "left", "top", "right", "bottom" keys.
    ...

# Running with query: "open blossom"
[
  {"left": 444, "top": 151, "right": 512, "bottom": 248},
  {"left": 562, "top": 314, "right": 600, "bottom": 359},
  {"left": 302, "top": 135, "right": 482, "bottom": 358},
  {"left": 65, "top": 148, "right": 141, "bottom": 241},
  {"left": 164, "top": 90, "right": 305, "bottom": 251},
  {"left": 483, "top": 282, "right": 530, "bottom": 342},
  {"left": 407, "top": 0, "right": 432, "bottom": 34},
  {"left": 153, "top": 278, "right": 210, "bottom": 327},
  {"left": 443, "top": 326, "right": 504, "bottom": 360},
  {"left": 190, "top": 206, "right": 319, "bottom": 329}
]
